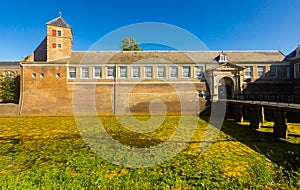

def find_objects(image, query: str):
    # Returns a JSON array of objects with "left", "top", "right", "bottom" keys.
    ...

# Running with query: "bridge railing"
[{"left": 239, "top": 95, "right": 300, "bottom": 104}]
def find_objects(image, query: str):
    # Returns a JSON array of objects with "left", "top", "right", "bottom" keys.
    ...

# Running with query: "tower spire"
[{"left": 59, "top": 11, "right": 62, "bottom": 18}]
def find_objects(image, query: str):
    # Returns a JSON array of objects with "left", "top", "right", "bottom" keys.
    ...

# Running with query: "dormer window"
[
  {"left": 219, "top": 52, "right": 228, "bottom": 63},
  {"left": 57, "top": 30, "right": 62, "bottom": 36}
]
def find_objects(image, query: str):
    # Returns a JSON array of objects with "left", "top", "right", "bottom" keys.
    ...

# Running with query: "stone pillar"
[
  {"left": 273, "top": 109, "right": 287, "bottom": 139},
  {"left": 234, "top": 104, "right": 243, "bottom": 122},
  {"left": 250, "top": 106, "right": 261, "bottom": 129},
  {"left": 260, "top": 107, "right": 265, "bottom": 123}
]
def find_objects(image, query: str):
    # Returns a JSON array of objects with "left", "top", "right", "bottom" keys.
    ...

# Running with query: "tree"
[
  {"left": 1, "top": 71, "right": 17, "bottom": 103},
  {"left": 120, "top": 37, "right": 142, "bottom": 51}
]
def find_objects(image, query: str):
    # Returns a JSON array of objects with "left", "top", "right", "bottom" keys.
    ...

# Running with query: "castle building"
[{"left": 0, "top": 15, "right": 299, "bottom": 115}]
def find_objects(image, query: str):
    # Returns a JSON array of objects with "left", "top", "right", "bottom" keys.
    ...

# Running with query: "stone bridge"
[{"left": 216, "top": 99, "right": 300, "bottom": 139}]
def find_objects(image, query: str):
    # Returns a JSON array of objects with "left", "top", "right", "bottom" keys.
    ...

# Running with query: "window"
[
  {"left": 169, "top": 66, "right": 178, "bottom": 78},
  {"left": 282, "top": 66, "right": 290, "bottom": 78},
  {"left": 157, "top": 66, "right": 166, "bottom": 78},
  {"left": 257, "top": 66, "right": 265, "bottom": 78},
  {"left": 52, "top": 30, "right": 56, "bottom": 36},
  {"left": 69, "top": 67, "right": 76, "bottom": 78},
  {"left": 132, "top": 66, "right": 140, "bottom": 78},
  {"left": 194, "top": 66, "right": 203, "bottom": 78},
  {"left": 144, "top": 66, "right": 153, "bottom": 78},
  {"left": 106, "top": 66, "right": 115, "bottom": 78},
  {"left": 81, "top": 67, "right": 89, "bottom": 79},
  {"left": 32, "top": 73, "right": 36, "bottom": 78},
  {"left": 270, "top": 65, "right": 278, "bottom": 78},
  {"left": 182, "top": 66, "right": 191, "bottom": 78},
  {"left": 57, "top": 44, "right": 62, "bottom": 49},
  {"left": 119, "top": 66, "right": 128, "bottom": 78},
  {"left": 244, "top": 66, "right": 253, "bottom": 78},
  {"left": 52, "top": 30, "right": 61, "bottom": 37},
  {"left": 295, "top": 63, "right": 300, "bottom": 78},
  {"left": 56, "top": 73, "right": 61, "bottom": 78},
  {"left": 94, "top": 67, "right": 102, "bottom": 78},
  {"left": 52, "top": 43, "right": 56, "bottom": 48},
  {"left": 40, "top": 73, "right": 44, "bottom": 78},
  {"left": 57, "top": 30, "right": 62, "bottom": 37}
]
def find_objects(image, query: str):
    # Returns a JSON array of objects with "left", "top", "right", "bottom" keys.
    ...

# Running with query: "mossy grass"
[{"left": 0, "top": 116, "right": 300, "bottom": 189}]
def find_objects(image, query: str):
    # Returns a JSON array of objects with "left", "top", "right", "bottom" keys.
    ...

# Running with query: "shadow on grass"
[{"left": 200, "top": 114, "right": 300, "bottom": 171}]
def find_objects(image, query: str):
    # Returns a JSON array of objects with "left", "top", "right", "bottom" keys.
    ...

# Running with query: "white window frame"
[
  {"left": 257, "top": 66, "right": 265, "bottom": 78},
  {"left": 144, "top": 66, "right": 153, "bottom": 78},
  {"left": 106, "top": 66, "right": 115, "bottom": 78},
  {"left": 182, "top": 66, "right": 191, "bottom": 78},
  {"left": 80, "top": 67, "right": 90, "bottom": 79},
  {"left": 119, "top": 66, "right": 128, "bottom": 78},
  {"left": 194, "top": 66, "right": 203, "bottom": 78},
  {"left": 57, "top": 30, "right": 62, "bottom": 37},
  {"left": 68, "top": 67, "right": 77, "bottom": 79},
  {"left": 169, "top": 66, "right": 178, "bottom": 78},
  {"left": 157, "top": 66, "right": 166, "bottom": 78},
  {"left": 132, "top": 66, "right": 140, "bottom": 78},
  {"left": 244, "top": 66, "right": 253, "bottom": 78},
  {"left": 93, "top": 66, "right": 102, "bottom": 78}
]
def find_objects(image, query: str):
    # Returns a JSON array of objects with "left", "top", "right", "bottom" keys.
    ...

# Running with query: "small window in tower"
[
  {"left": 52, "top": 43, "right": 56, "bottom": 48},
  {"left": 32, "top": 73, "right": 36, "bottom": 78},
  {"left": 52, "top": 30, "right": 56, "bottom": 36},
  {"left": 57, "top": 44, "right": 62, "bottom": 49},
  {"left": 57, "top": 30, "right": 62, "bottom": 36},
  {"left": 56, "top": 73, "right": 61, "bottom": 78},
  {"left": 40, "top": 73, "right": 44, "bottom": 78}
]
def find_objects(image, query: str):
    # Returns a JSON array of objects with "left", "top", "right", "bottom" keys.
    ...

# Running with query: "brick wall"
[{"left": 21, "top": 65, "right": 207, "bottom": 115}]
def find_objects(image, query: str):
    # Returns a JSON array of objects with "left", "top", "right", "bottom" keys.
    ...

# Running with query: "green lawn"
[{"left": 0, "top": 116, "right": 300, "bottom": 189}]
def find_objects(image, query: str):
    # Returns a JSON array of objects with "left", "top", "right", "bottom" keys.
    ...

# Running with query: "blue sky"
[{"left": 0, "top": 0, "right": 300, "bottom": 60}]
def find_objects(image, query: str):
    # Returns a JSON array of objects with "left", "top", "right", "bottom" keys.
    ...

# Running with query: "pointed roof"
[
  {"left": 285, "top": 45, "right": 300, "bottom": 61},
  {"left": 46, "top": 16, "right": 71, "bottom": 28}
]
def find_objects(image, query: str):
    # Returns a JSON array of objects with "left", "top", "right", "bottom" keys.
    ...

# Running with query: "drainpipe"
[
  {"left": 113, "top": 63, "right": 117, "bottom": 114},
  {"left": 19, "top": 63, "right": 24, "bottom": 115}
]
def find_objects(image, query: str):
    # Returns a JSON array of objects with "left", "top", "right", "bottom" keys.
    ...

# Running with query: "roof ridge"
[{"left": 46, "top": 16, "right": 71, "bottom": 28}]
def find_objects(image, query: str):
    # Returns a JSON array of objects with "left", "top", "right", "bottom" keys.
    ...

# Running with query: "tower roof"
[{"left": 46, "top": 16, "right": 71, "bottom": 28}]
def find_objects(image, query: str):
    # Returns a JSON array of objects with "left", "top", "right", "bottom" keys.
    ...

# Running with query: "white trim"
[
  {"left": 106, "top": 66, "right": 115, "bottom": 79},
  {"left": 68, "top": 81, "right": 206, "bottom": 85},
  {"left": 93, "top": 66, "right": 102, "bottom": 79},
  {"left": 131, "top": 66, "right": 140, "bottom": 78},
  {"left": 257, "top": 66, "right": 266, "bottom": 78},
  {"left": 157, "top": 66, "right": 166, "bottom": 78},
  {"left": 244, "top": 66, "right": 253, "bottom": 78},
  {"left": 80, "top": 67, "right": 90, "bottom": 79},
  {"left": 169, "top": 66, "right": 178, "bottom": 78},
  {"left": 68, "top": 67, "right": 77, "bottom": 79},
  {"left": 118, "top": 66, "right": 128, "bottom": 78},
  {"left": 144, "top": 66, "right": 153, "bottom": 78},
  {"left": 182, "top": 66, "right": 191, "bottom": 78},
  {"left": 22, "top": 64, "right": 67, "bottom": 66},
  {"left": 194, "top": 66, "right": 203, "bottom": 78}
]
